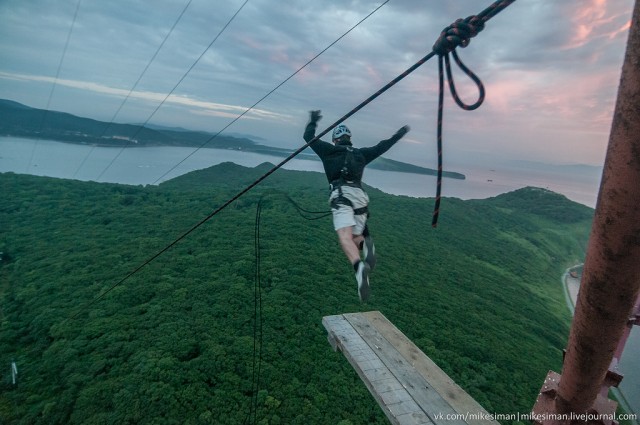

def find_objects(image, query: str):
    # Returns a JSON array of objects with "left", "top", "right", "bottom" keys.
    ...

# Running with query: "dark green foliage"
[
  {"left": 0, "top": 165, "right": 593, "bottom": 424},
  {"left": 487, "top": 187, "right": 594, "bottom": 224}
]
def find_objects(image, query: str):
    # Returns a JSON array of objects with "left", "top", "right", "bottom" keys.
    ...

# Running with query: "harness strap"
[
  {"left": 329, "top": 179, "right": 361, "bottom": 191},
  {"left": 353, "top": 205, "right": 369, "bottom": 216},
  {"left": 329, "top": 183, "right": 369, "bottom": 216}
]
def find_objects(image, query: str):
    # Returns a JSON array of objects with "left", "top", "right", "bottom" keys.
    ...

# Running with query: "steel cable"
[{"left": 68, "top": 0, "right": 515, "bottom": 320}]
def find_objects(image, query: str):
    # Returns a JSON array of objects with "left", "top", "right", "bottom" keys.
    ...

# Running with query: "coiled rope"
[
  {"left": 68, "top": 0, "right": 515, "bottom": 319},
  {"left": 431, "top": 0, "right": 515, "bottom": 226}
]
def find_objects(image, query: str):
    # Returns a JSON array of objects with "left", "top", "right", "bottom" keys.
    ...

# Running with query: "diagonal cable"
[
  {"left": 27, "top": 0, "right": 83, "bottom": 172},
  {"left": 67, "top": 0, "right": 515, "bottom": 320},
  {"left": 151, "top": 0, "right": 390, "bottom": 185},
  {"left": 94, "top": 0, "right": 250, "bottom": 181},
  {"left": 72, "top": 0, "right": 194, "bottom": 178},
  {"left": 68, "top": 47, "right": 435, "bottom": 321}
]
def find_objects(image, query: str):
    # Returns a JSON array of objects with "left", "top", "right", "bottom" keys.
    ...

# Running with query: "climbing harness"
[
  {"left": 329, "top": 185, "right": 369, "bottom": 217},
  {"left": 339, "top": 145, "right": 359, "bottom": 181},
  {"left": 329, "top": 146, "right": 369, "bottom": 215}
]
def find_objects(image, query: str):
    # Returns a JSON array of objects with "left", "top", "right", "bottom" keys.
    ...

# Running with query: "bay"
[{"left": 1, "top": 136, "right": 601, "bottom": 207}]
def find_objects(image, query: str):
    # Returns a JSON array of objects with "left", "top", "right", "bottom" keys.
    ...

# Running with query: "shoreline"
[
  {"left": 0, "top": 136, "right": 599, "bottom": 207},
  {"left": 0, "top": 134, "right": 466, "bottom": 180}
]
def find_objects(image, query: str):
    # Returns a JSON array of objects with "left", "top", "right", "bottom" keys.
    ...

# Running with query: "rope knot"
[{"left": 432, "top": 15, "right": 485, "bottom": 55}]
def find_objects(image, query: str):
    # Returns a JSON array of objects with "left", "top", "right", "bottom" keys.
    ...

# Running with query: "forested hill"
[
  {"left": 0, "top": 98, "right": 465, "bottom": 180},
  {"left": 0, "top": 98, "right": 258, "bottom": 149},
  {"left": 0, "top": 165, "right": 593, "bottom": 424}
]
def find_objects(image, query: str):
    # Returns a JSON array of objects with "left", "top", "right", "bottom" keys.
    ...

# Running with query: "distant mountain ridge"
[
  {"left": 0, "top": 98, "right": 465, "bottom": 179},
  {"left": 0, "top": 98, "right": 256, "bottom": 149}
]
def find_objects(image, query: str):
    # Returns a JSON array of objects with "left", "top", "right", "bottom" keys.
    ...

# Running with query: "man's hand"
[
  {"left": 395, "top": 125, "right": 410, "bottom": 138},
  {"left": 310, "top": 110, "right": 322, "bottom": 123}
]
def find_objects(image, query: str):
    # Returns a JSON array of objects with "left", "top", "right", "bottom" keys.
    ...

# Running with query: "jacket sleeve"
[
  {"left": 304, "top": 121, "right": 317, "bottom": 143},
  {"left": 304, "top": 121, "right": 332, "bottom": 157},
  {"left": 360, "top": 131, "right": 405, "bottom": 164}
]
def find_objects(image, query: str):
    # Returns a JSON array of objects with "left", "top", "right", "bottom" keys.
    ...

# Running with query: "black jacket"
[{"left": 304, "top": 121, "right": 404, "bottom": 185}]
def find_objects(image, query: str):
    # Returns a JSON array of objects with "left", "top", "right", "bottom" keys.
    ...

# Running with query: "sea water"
[{"left": 0, "top": 136, "right": 601, "bottom": 207}]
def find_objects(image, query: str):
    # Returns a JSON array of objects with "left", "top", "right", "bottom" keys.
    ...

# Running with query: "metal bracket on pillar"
[
  {"left": 531, "top": 371, "right": 560, "bottom": 425},
  {"left": 604, "top": 369, "right": 624, "bottom": 389},
  {"left": 604, "top": 359, "right": 624, "bottom": 389},
  {"left": 531, "top": 371, "right": 619, "bottom": 425}
]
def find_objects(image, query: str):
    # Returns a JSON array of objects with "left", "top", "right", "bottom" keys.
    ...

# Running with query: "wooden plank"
[
  {"left": 344, "top": 313, "right": 466, "bottom": 425},
  {"left": 361, "top": 311, "right": 498, "bottom": 425},
  {"left": 323, "top": 312, "right": 500, "bottom": 425},
  {"left": 323, "top": 314, "right": 433, "bottom": 425}
]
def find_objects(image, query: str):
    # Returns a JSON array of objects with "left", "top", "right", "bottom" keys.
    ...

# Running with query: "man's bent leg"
[
  {"left": 354, "top": 221, "right": 375, "bottom": 270},
  {"left": 337, "top": 226, "right": 371, "bottom": 302},
  {"left": 353, "top": 234, "right": 364, "bottom": 249},
  {"left": 337, "top": 226, "right": 360, "bottom": 264}
]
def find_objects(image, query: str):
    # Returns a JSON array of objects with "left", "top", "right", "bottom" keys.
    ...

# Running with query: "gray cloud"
[{"left": 0, "top": 0, "right": 634, "bottom": 166}]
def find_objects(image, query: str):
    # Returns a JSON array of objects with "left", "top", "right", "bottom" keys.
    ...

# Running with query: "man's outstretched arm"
[{"left": 361, "top": 125, "right": 410, "bottom": 163}]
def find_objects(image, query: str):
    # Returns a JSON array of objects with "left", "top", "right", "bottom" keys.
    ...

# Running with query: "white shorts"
[{"left": 329, "top": 185, "right": 369, "bottom": 235}]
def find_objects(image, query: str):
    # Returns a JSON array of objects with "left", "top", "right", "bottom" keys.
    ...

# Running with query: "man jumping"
[{"left": 304, "top": 110, "right": 410, "bottom": 301}]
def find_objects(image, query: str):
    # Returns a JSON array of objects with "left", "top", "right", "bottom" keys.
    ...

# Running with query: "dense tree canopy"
[{"left": 0, "top": 165, "right": 594, "bottom": 424}]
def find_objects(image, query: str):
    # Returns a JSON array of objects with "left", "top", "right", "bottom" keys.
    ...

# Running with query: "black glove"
[
  {"left": 395, "top": 125, "right": 410, "bottom": 138},
  {"left": 309, "top": 110, "right": 322, "bottom": 124}
]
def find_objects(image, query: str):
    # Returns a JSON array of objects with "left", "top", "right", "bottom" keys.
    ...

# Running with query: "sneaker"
[
  {"left": 362, "top": 235, "right": 376, "bottom": 270},
  {"left": 355, "top": 261, "right": 371, "bottom": 302}
]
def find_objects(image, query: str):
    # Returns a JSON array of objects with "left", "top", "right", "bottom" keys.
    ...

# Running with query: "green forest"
[{"left": 1, "top": 163, "right": 595, "bottom": 424}]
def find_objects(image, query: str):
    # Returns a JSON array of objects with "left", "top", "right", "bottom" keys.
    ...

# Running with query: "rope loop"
[
  {"left": 432, "top": 15, "right": 485, "bottom": 56},
  {"left": 444, "top": 51, "right": 485, "bottom": 111},
  {"left": 431, "top": 14, "right": 489, "bottom": 227}
]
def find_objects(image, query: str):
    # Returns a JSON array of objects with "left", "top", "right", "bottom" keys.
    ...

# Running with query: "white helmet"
[{"left": 332, "top": 124, "right": 351, "bottom": 141}]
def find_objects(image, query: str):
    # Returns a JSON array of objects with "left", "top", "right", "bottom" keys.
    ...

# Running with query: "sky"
[{"left": 0, "top": 0, "right": 634, "bottom": 169}]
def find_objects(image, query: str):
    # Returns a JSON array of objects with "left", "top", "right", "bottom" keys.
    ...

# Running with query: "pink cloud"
[
  {"left": 563, "top": 0, "right": 630, "bottom": 50},
  {"left": 365, "top": 64, "right": 383, "bottom": 85},
  {"left": 609, "top": 20, "right": 632, "bottom": 39},
  {"left": 480, "top": 67, "right": 618, "bottom": 137},
  {"left": 269, "top": 50, "right": 290, "bottom": 65},
  {"left": 235, "top": 34, "right": 262, "bottom": 51},
  {"left": 295, "top": 63, "right": 332, "bottom": 84},
  {"left": 484, "top": 76, "right": 532, "bottom": 113}
]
